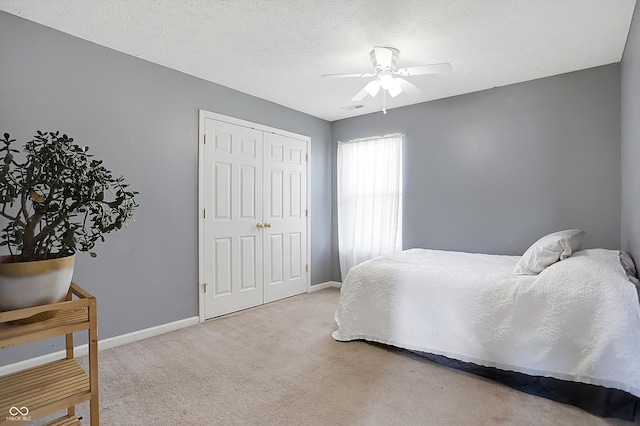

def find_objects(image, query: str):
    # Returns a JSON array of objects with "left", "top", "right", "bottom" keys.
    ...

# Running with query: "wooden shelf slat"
[
  {"left": 0, "top": 308, "right": 89, "bottom": 348},
  {"left": 0, "top": 359, "right": 89, "bottom": 419},
  {"left": 8, "top": 372, "right": 88, "bottom": 406},
  {"left": 0, "top": 360, "right": 82, "bottom": 396},
  {"left": 41, "top": 415, "right": 82, "bottom": 426},
  {"left": 0, "top": 299, "right": 88, "bottom": 324},
  {"left": 0, "top": 308, "right": 88, "bottom": 335},
  {"left": 0, "top": 322, "right": 89, "bottom": 349}
]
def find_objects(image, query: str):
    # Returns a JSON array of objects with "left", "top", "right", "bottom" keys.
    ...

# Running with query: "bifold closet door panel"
[
  {"left": 203, "top": 118, "right": 264, "bottom": 318},
  {"left": 263, "top": 132, "right": 308, "bottom": 303}
]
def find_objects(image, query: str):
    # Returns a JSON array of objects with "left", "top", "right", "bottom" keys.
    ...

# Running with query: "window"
[{"left": 337, "top": 133, "right": 403, "bottom": 281}]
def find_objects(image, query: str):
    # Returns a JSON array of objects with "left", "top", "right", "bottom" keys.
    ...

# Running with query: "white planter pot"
[{"left": 0, "top": 255, "right": 75, "bottom": 321}]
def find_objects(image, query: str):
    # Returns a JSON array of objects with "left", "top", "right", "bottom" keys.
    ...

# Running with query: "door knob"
[
  {"left": 256, "top": 223, "right": 264, "bottom": 229},
  {"left": 264, "top": 222, "right": 271, "bottom": 228}
]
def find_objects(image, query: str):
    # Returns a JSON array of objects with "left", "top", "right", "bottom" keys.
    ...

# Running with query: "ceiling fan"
[{"left": 322, "top": 46, "right": 451, "bottom": 113}]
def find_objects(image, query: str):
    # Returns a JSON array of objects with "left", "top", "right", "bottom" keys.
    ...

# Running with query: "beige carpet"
[{"left": 47, "top": 288, "right": 638, "bottom": 425}]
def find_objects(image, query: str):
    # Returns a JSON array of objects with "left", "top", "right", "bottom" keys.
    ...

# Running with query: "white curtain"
[{"left": 337, "top": 133, "right": 403, "bottom": 281}]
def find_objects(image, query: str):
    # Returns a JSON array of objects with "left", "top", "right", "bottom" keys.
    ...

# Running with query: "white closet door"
[
  {"left": 204, "top": 119, "right": 264, "bottom": 318},
  {"left": 263, "top": 133, "right": 308, "bottom": 303}
]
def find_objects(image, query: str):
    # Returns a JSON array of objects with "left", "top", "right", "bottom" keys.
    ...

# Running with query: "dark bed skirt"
[
  {"left": 370, "top": 343, "right": 638, "bottom": 421},
  {"left": 412, "top": 350, "right": 638, "bottom": 421}
]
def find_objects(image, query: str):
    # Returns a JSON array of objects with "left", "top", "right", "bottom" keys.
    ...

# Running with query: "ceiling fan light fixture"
[
  {"left": 387, "top": 79, "right": 403, "bottom": 97},
  {"left": 378, "top": 72, "right": 402, "bottom": 97},
  {"left": 379, "top": 73, "right": 394, "bottom": 90}
]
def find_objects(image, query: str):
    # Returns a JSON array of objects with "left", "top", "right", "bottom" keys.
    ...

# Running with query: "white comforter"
[{"left": 333, "top": 248, "right": 640, "bottom": 397}]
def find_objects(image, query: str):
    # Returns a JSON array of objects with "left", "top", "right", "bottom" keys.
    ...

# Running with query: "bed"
[{"left": 332, "top": 230, "right": 640, "bottom": 421}]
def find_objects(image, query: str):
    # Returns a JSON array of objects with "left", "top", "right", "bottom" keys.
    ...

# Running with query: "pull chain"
[{"left": 382, "top": 88, "right": 387, "bottom": 115}]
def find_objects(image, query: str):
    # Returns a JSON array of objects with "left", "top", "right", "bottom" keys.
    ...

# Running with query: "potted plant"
[{"left": 0, "top": 131, "right": 138, "bottom": 322}]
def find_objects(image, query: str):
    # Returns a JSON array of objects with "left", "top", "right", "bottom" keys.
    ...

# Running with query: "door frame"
[{"left": 197, "top": 110, "right": 311, "bottom": 322}]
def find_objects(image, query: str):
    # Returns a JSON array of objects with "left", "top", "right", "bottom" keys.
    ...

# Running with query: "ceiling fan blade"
[
  {"left": 364, "top": 80, "right": 381, "bottom": 97},
  {"left": 396, "top": 78, "right": 423, "bottom": 96},
  {"left": 322, "top": 72, "right": 375, "bottom": 78},
  {"left": 374, "top": 47, "right": 393, "bottom": 68},
  {"left": 395, "top": 63, "right": 452, "bottom": 77},
  {"left": 351, "top": 85, "right": 370, "bottom": 102}
]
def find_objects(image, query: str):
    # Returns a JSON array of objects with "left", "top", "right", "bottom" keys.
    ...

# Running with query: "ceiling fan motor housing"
[{"left": 370, "top": 47, "right": 399, "bottom": 72}]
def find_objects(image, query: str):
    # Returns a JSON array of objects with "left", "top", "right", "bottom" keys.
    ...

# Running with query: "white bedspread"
[{"left": 333, "top": 248, "right": 640, "bottom": 397}]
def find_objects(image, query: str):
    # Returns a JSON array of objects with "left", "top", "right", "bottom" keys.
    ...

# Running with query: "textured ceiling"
[{"left": 0, "top": 0, "right": 636, "bottom": 121}]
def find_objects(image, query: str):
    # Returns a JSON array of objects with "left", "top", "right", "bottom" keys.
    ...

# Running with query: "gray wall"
[
  {"left": 0, "top": 12, "right": 332, "bottom": 365},
  {"left": 331, "top": 65, "right": 621, "bottom": 281},
  {"left": 622, "top": 4, "right": 640, "bottom": 262}
]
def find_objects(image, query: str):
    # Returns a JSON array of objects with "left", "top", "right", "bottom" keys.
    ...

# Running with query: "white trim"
[
  {"left": 199, "top": 111, "right": 310, "bottom": 142},
  {"left": 306, "top": 138, "right": 311, "bottom": 294},
  {"left": 198, "top": 110, "right": 207, "bottom": 323},
  {"left": 198, "top": 110, "right": 311, "bottom": 322},
  {"left": 338, "top": 133, "right": 404, "bottom": 145},
  {"left": 0, "top": 316, "right": 199, "bottom": 376},
  {"left": 307, "top": 281, "right": 342, "bottom": 292}
]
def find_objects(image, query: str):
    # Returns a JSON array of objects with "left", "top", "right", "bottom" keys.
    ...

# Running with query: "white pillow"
[{"left": 513, "top": 229, "right": 585, "bottom": 275}]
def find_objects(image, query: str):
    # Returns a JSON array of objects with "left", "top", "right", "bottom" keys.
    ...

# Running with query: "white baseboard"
[
  {"left": 0, "top": 316, "right": 199, "bottom": 375},
  {"left": 308, "top": 281, "right": 342, "bottom": 292}
]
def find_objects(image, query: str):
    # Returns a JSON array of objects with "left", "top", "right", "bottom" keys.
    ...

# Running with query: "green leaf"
[{"left": 0, "top": 130, "right": 138, "bottom": 260}]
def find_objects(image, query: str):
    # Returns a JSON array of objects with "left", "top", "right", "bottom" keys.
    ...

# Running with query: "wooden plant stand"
[{"left": 0, "top": 282, "right": 98, "bottom": 425}]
